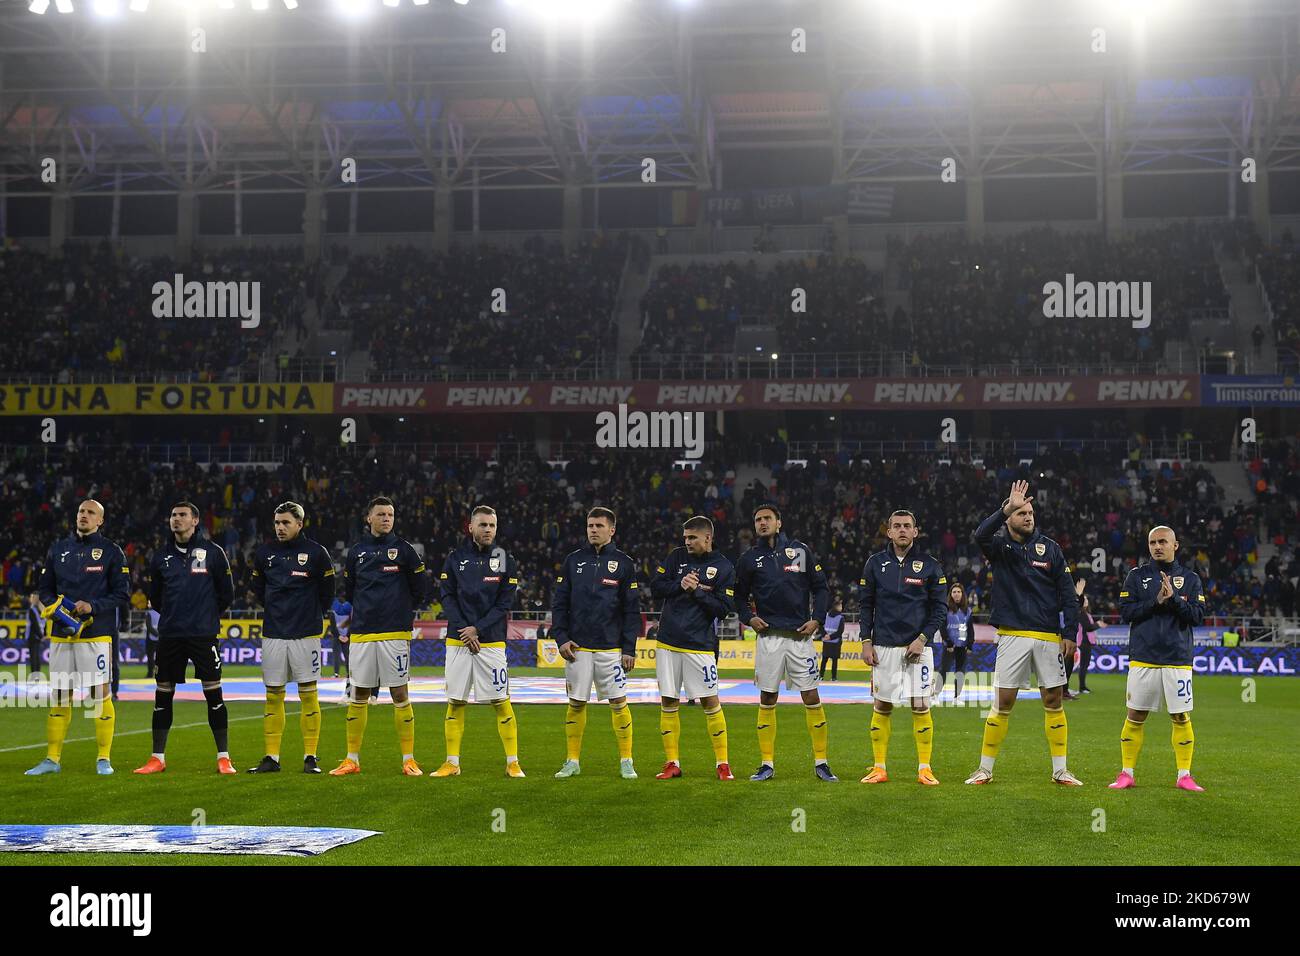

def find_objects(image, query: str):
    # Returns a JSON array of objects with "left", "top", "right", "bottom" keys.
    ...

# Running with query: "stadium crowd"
[
  {"left": 1252, "top": 228, "right": 1300, "bottom": 364},
  {"left": 0, "top": 243, "right": 315, "bottom": 380},
  {"left": 324, "top": 234, "right": 628, "bottom": 378},
  {"left": 2, "top": 436, "right": 1296, "bottom": 629},
  {"left": 633, "top": 222, "right": 1235, "bottom": 374}
]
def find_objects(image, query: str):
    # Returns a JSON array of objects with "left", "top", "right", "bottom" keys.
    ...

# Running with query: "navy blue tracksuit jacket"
[
  {"left": 1119, "top": 559, "right": 1206, "bottom": 666},
  {"left": 148, "top": 534, "right": 234, "bottom": 639},
  {"left": 974, "top": 509, "right": 1078, "bottom": 640},
  {"left": 550, "top": 543, "right": 641, "bottom": 656},
  {"left": 733, "top": 532, "right": 829, "bottom": 631},
  {"left": 857, "top": 546, "right": 948, "bottom": 647}
]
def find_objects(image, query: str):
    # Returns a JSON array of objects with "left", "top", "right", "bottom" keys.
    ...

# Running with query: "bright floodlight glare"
[
  {"left": 92, "top": 0, "right": 119, "bottom": 15},
  {"left": 251, "top": 0, "right": 269, "bottom": 10},
  {"left": 219, "top": 0, "right": 234, "bottom": 7},
  {"left": 28, "top": 0, "right": 51, "bottom": 13},
  {"left": 507, "top": 0, "right": 619, "bottom": 21},
  {"left": 55, "top": 0, "right": 74, "bottom": 12},
  {"left": 283, "top": 0, "right": 298, "bottom": 7},
  {"left": 336, "top": 0, "right": 372, "bottom": 18},
  {"left": 414, "top": 0, "right": 430, "bottom": 5},
  {"left": 129, "top": 0, "right": 148, "bottom": 11},
  {"left": 383, "top": 0, "right": 400, "bottom": 6}
]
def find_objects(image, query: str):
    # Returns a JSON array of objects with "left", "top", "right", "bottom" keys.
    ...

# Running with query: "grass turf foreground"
[{"left": 0, "top": 672, "right": 1295, "bottom": 866}]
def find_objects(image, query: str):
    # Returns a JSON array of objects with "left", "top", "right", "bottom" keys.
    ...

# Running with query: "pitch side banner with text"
[
  {"left": 537, "top": 638, "right": 871, "bottom": 671},
  {"left": 0, "top": 383, "right": 334, "bottom": 416},
  {"left": 1200, "top": 375, "right": 1300, "bottom": 407},
  {"left": 335, "top": 375, "right": 1199, "bottom": 414}
]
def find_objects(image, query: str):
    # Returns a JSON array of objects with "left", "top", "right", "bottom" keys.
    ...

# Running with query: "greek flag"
[{"left": 847, "top": 183, "right": 895, "bottom": 220}]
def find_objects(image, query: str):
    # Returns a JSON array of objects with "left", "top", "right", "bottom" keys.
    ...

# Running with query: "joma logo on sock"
[
  {"left": 1041, "top": 274, "right": 1152, "bottom": 329},
  {"left": 49, "top": 885, "right": 151, "bottom": 936},
  {"left": 151, "top": 274, "right": 261, "bottom": 329}
]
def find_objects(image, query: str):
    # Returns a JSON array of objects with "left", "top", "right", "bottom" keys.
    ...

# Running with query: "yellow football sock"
[
  {"left": 299, "top": 686, "right": 321, "bottom": 757},
  {"left": 869, "top": 709, "right": 891, "bottom": 767},
  {"left": 1171, "top": 716, "right": 1194, "bottom": 773},
  {"left": 610, "top": 702, "right": 633, "bottom": 759},
  {"left": 704, "top": 706, "right": 728, "bottom": 765},
  {"left": 394, "top": 701, "right": 415, "bottom": 757},
  {"left": 494, "top": 700, "right": 519, "bottom": 759},
  {"left": 980, "top": 708, "right": 1010, "bottom": 760},
  {"left": 444, "top": 702, "right": 467, "bottom": 758},
  {"left": 804, "top": 704, "right": 828, "bottom": 762},
  {"left": 757, "top": 703, "right": 777, "bottom": 764},
  {"left": 263, "top": 686, "right": 287, "bottom": 758},
  {"left": 46, "top": 701, "right": 72, "bottom": 763},
  {"left": 660, "top": 705, "right": 681, "bottom": 763},
  {"left": 346, "top": 701, "right": 369, "bottom": 756},
  {"left": 1044, "top": 706, "right": 1068, "bottom": 758},
  {"left": 1120, "top": 717, "right": 1145, "bottom": 770},
  {"left": 912, "top": 709, "right": 933, "bottom": 767},
  {"left": 94, "top": 695, "right": 115, "bottom": 761},
  {"left": 564, "top": 703, "right": 587, "bottom": 761}
]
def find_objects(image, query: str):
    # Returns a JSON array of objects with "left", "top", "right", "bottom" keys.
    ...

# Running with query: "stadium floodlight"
[
  {"left": 129, "top": 0, "right": 148, "bottom": 11},
  {"left": 336, "top": 0, "right": 372, "bottom": 19},
  {"left": 505, "top": 0, "right": 620, "bottom": 21},
  {"left": 28, "top": 0, "right": 51, "bottom": 13},
  {"left": 383, "top": 0, "right": 400, "bottom": 6},
  {"left": 283, "top": 0, "right": 298, "bottom": 7},
  {"left": 251, "top": 0, "right": 269, "bottom": 10},
  {"left": 414, "top": 0, "right": 429, "bottom": 5},
  {"left": 55, "top": 0, "right": 74, "bottom": 12},
  {"left": 770, "top": 352, "right": 779, "bottom": 361},
  {"left": 218, "top": 0, "right": 234, "bottom": 7},
  {"left": 92, "top": 0, "right": 119, "bottom": 15}
]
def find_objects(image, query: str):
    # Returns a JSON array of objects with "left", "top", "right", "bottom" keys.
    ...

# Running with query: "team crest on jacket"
[
  {"left": 193, "top": 548, "right": 206, "bottom": 562},
  {"left": 490, "top": 555, "right": 503, "bottom": 572},
  {"left": 607, "top": 560, "right": 618, "bottom": 573},
  {"left": 1034, "top": 543, "right": 1046, "bottom": 556},
  {"left": 706, "top": 566, "right": 717, "bottom": 579},
  {"left": 387, "top": 548, "right": 398, "bottom": 560},
  {"left": 785, "top": 547, "right": 796, "bottom": 559},
  {"left": 298, "top": 553, "right": 308, "bottom": 565},
  {"left": 911, "top": 560, "right": 923, "bottom": 573},
  {"left": 1173, "top": 576, "right": 1184, "bottom": 589},
  {"left": 91, "top": 548, "right": 103, "bottom": 560}
]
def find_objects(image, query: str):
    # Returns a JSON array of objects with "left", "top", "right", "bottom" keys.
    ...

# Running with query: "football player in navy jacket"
[
  {"left": 1110, "top": 526, "right": 1207, "bottom": 792},
  {"left": 733, "top": 505, "right": 835, "bottom": 782},
  {"left": 135, "top": 502, "right": 236, "bottom": 775},
  {"left": 965, "top": 481, "right": 1081, "bottom": 786}
]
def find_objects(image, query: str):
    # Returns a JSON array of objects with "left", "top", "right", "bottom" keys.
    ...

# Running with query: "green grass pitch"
[{"left": 1, "top": 668, "right": 1296, "bottom": 865}]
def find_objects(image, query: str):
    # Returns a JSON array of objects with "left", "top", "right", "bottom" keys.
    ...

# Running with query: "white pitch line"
[{"left": 0, "top": 703, "right": 346, "bottom": 754}]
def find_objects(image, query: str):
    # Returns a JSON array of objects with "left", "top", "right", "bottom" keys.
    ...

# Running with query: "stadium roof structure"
[{"left": 0, "top": 0, "right": 1298, "bottom": 199}]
